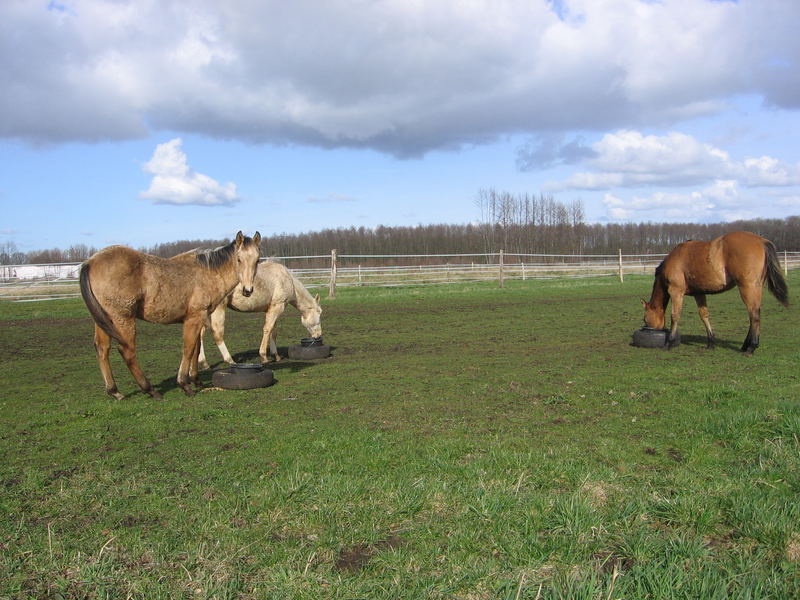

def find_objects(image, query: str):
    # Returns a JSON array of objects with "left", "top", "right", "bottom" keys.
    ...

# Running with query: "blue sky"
[{"left": 1, "top": 0, "right": 800, "bottom": 253}]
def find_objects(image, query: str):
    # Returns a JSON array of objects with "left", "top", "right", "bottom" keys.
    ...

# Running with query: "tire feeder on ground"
[
  {"left": 632, "top": 327, "right": 679, "bottom": 348},
  {"left": 288, "top": 336, "right": 331, "bottom": 360},
  {"left": 212, "top": 363, "right": 275, "bottom": 390}
]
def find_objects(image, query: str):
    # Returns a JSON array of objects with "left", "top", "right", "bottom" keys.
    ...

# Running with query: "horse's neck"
[
  {"left": 649, "top": 275, "right": 669, "bottom": 309},
  {"left": 207, "top": 261, "right": 240, "bottom": 300},
  {"left": 289, "top": 274, "right": 315, "bottom": 312}
]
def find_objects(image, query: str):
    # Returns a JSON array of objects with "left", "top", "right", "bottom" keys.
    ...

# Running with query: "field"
[{"left": 1, "top": 274, "right": 799, "bottom": 599}]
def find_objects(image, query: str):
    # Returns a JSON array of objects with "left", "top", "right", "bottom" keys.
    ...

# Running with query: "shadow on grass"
[
  {"left": 233, "top": 346, "right": 336, "bottom": 370},
  {"left": 678, "top": 334, "right": 743, "bottom": 352},
  {"left": 628, "top": 334, "right": 742, "bottom": 353}
]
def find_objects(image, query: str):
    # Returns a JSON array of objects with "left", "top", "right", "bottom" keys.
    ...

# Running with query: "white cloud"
[
  {"left": 600, "top": 180, "right": 764, "bottom": 223},
  {"left": 738, "top": 156, "right": 800, "bottom": 187},
  {"left": 603, "top": 180, "right": 743, "bottom": 222},
  {"left": 140, "top": 138, "right": 238, "bottom": 206},
  {"left": 1, "top": 0, "right": 799, "bottom": 155},
  {"left": 551, "top": 130, "right": 800, "bottom": 191}
]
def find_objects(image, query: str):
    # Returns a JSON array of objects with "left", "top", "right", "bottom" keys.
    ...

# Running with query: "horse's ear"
[
  {"left": 253, "top": 231, "right": 261, "bottom": 246},
  {"left": 641, "top": 298, "right": 648, "bottom": 308},
  {"left": 314, "top": 293, "right": 320, "bottom": 303},
  {"left": 235, "top": 231, "right": 244, "bottom": 247}
]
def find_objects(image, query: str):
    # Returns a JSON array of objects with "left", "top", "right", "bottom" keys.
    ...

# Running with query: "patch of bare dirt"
[
  {"left": 581, "top": 481, "right": 616, "bottom": 508},
  {"left": 593, "top": 549, "right": 635, "bottom": 574},
  {"left": 666, "top": 447, "right": 685, "bottom": 462},
  {"left": 786, "top": 533, "right": 800, "bottom": 562},
  {"left": 335, "top": 534, "right": 405, "bottom": 573}
]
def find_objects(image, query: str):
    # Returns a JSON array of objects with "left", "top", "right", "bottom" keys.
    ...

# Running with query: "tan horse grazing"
[
  {"left": 80, "top": 231, "right": 261, "bottom": 399},
  {"left": 196, "top": 262, "right": 322, "bottom": 367},
  {"left": 642, "top": 230, "right": 788, "bottom": 354}
]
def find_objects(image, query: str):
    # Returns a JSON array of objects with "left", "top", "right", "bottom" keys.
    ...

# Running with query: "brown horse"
[
  {"left": 642, "top": 230, "right": 788, "bottom": 354},
  {"left": 80, "top": 231, "right": 261, "bottom": 399}
]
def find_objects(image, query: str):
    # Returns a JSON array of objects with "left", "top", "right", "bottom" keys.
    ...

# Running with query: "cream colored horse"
[
  {"left": 198, "top": 261, "right": 322, "bottom": 367},
  {"left": 80, "top": 231, "right": 261, "bottom": 399}
]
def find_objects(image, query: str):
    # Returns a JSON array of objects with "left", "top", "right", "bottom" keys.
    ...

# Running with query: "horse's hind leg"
[
  {"left": 694, "top": 294, "right": 715, "bottom": 348},
  {"left": 115, "top": 319, "right": 162, "bottom": 399},
  {"left": 269, "top": 329, "right": 278, "bottom": 361},
  {"left": 93, "top": 324, "right": 125, "bottom": 401},
  {"left": 739, "top": 284, "right": 763, "bottom": 355}
]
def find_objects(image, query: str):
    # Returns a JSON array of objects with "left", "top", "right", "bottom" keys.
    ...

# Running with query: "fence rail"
[{"left": 3, "top": 250, "right": 800, "bottom": 302}]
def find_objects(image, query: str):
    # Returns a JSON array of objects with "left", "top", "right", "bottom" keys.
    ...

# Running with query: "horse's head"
[
  {"left": 234, "top": 231, "right": 262, "bottom": 297},
  {"left": 301, "top": 293, "right": 323, "bottom": 338},
  {"left": 641, "top": 298, "right": 665, "bottom": 329}
]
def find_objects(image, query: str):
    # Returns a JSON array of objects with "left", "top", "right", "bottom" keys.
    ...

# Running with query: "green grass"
[{"left": 1, "top": 274, "right": 800, "bottom": 599}]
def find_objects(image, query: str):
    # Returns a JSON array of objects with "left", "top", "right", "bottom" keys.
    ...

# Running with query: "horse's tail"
[
  {"left": 79, "top": 262, "right": 123, "bottom": 342},
  {"left": 764, "top": 241, "right": 789, "bottom": 307}
]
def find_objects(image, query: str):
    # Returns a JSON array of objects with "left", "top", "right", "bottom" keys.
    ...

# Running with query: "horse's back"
[
  {"left": 85, "top": 246, "right": 194, "bottom": 321},
  {"left": 85, "top": 246, "right": 144, "bottom": 290},
  {"left": 660, "top": 238, "right": 727, "bottom": 293},
  {"left": 661, "top": 232, "right": 771, "bottom": 294},
  {"left": 227, "top": 261, "right": 293, "bottom": 312},
  {"left": 719, "top": 231, "right": 773, "bottom": 284},
  {"left": 719, "top": 231, "right": 769, "bottom": 262}
]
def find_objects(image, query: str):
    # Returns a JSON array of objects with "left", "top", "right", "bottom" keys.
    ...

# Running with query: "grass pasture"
[{"left": 1, "top": 274, "right": 800, "bottom": 599}]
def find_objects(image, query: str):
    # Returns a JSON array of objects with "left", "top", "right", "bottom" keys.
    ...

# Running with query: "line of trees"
[
  {"left": 4, "top": 190, "right": 800, "bottom": 266},
  {"left": 0, "top": 242, "right": 98, "bottom": 265}
]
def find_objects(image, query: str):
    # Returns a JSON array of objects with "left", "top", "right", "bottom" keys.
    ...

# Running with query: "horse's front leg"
[
  {"left": 259, "top": 304, "right": 285, "bottom": 363},
  {"left": 667, "top": 289, "right": 685, "bottom": 348},
  {"left": 197, "top": 321, "right": 210, "bottom": 371},
  {"left": 209, "top": 303, "right": 235, "bottom": 364},
  {"left": 694, "top": 294, "right": 715, "bottom": 349},
  {"left": 178, "top": 316, "right": 204, "bottom": 396},
  {"left": 189, "top": 329, "right": 202, "bottom": 386}
]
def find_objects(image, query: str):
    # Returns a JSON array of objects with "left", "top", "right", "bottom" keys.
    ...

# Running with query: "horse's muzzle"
[{"left": 242, "top": 287, "right": 253, "bottom": 297}]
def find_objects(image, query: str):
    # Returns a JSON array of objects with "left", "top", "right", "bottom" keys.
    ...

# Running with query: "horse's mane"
[
  {"left": 194, "top": 240, "right": 237, "bottom": 269},
  {"left": 654, "top": 261, "right": 665, "bottom": 279}
]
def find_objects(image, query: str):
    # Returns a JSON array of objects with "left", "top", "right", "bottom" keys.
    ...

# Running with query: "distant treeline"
[{"left": 4, "top": 190, "right": 800, "bottom": 265}]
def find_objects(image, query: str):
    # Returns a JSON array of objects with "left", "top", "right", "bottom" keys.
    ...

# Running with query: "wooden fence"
[{"left": 3, "top": 250, "right": 800, "bottom": 302}]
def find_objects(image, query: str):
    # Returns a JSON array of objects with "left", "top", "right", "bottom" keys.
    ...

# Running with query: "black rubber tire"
[
  {"left": 212, "top": 367, "right": 274, "bottom": 390},
  {"left": 287, "top": 344, "right": 331, "bottom": 360},
  {"left": 632, "top": 328, "right": 674, "bottom": 348}
]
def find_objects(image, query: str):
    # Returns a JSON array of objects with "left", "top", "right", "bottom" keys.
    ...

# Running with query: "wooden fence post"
[
  {"left": 499, "top": 250, "right": 504, "bottom": 288},
  {"left": 784, "top": 250, "right": 789, "bottom": 276},
  {"left": 328, "top": 249, "right": 337, "bottom": 299},
  {"left": 618, "top": 249, "right": 624, "bottom": 283}
]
